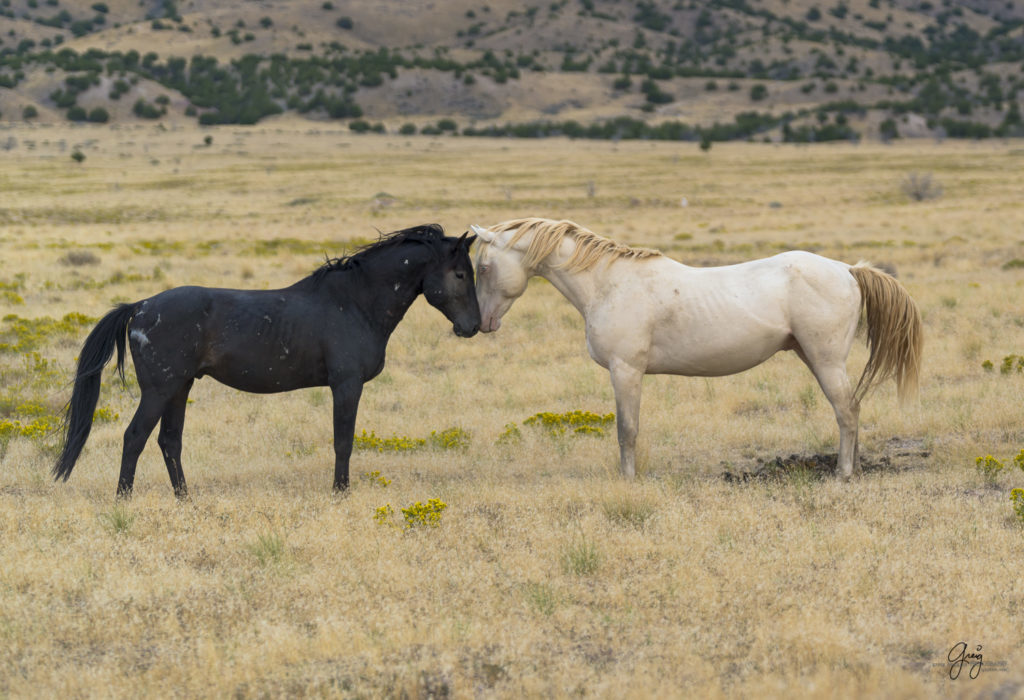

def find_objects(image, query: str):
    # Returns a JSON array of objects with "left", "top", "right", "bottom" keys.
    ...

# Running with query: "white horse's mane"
[{"left": 486, "top": 217, "right": 662, "bottom": 272}]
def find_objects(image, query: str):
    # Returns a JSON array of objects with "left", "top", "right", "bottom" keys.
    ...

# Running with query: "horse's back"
[
  {"left": 705, "top": 250, "right": 851, "bottom": 282},
  {"left": 127, "top": 284, "right": 331, "bottom": 392},
  {"left": 765, "top": 250, "right": 861, "bottom": 321},
  {"left": 605, "top": 251, "right": 860, "bottom": 376}
]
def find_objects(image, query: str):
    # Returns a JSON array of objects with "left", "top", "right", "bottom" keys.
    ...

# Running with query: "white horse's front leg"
[{"left": 609, "top": 361, "right": 645, "bottom": 479}]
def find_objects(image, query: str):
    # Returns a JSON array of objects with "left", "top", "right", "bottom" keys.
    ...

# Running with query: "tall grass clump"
[
  {"left": 561, "top": 534, "right": 601, "bottom": 576},
  {"left": 523, "top": 581, "right": 558, "bottom": 616},
  {"left": 98, "top": 503, "right": 136, "bottom": 536},
  {"left": 601, "top": 495, "right": 656, "bottom": 529},
  {"left": 247, "top": 530, "right": 288, "bottom": 567}
]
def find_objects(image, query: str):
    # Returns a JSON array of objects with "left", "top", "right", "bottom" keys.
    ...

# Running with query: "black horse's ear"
[{"left": 453, "top": 231, "right": 475, "bottom": 253}]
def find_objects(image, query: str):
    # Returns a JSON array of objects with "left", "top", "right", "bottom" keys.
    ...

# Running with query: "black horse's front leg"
[{"left": 330, "top": 377, "right": 363, "bottom": 491}]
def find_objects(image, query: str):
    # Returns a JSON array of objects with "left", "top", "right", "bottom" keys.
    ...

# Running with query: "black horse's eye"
[{"left": 455, "top": 271, "right": 465, "bottom": 280}]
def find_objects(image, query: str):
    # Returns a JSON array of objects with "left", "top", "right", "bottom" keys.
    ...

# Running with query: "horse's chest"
[
  {"left": 366, "top": 355, "right": 387, "bottom": 381},
  {"left": 584, "top": 332, "right": 610, "bottom": 369}
]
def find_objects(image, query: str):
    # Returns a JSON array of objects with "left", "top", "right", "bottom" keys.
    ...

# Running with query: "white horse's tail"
[{"left": 849, "top": 263, "right": 923, "bottom": 405}]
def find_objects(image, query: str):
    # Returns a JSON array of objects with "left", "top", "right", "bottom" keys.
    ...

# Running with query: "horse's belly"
[
  {"left": 646, "top": 330, "right": 791, "bottom": 376},
  {"left": 200, "top": 343, "right": 328, "bottom": 393},
  {"left": 203, "top": 365, "right": 324, "bottom": 393}
]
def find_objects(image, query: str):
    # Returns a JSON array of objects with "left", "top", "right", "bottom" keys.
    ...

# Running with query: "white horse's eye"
[{"left": 479, "top": 264, "right": 489, "bottom": 274}]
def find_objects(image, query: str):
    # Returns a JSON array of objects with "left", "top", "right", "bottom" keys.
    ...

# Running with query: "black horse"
[{"left": 53, "top": 224, "right": 480, "bottom": 498}]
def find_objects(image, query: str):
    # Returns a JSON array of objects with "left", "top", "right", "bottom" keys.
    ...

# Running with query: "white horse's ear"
[{"left": 470, "top": 224, "right": 494, "bottom": 242}]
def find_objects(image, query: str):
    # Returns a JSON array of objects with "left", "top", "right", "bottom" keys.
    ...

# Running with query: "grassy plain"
[{"left": 1, "top": 122, "right": 1023, "bottom": 697}]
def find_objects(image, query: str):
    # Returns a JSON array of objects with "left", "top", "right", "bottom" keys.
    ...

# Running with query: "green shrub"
[
  {"left": 1001, "top": 354, "right": 1024, "bottom": 374},
  {"left": 374, "top": 499, "right": 448, "bottom": 529},
  {"left": 133, "top": 98, "right": 164, "bottom": 119},
  {"left": 496, "top": 422, "right": 522, "bottom": 446},
  {"left": 984, "top": 354, "right": 1024, "bottom": 374},
  {"left": 402, "top": 499, "right": 448, "bottom": 528},
  {"left": 355, "top": 426, "right": 469, "bottom": 452},
  {"left": 522, "top": 410, "right": 615, "bottom": 437},
  {"left": 1011, "top": 489, "right": 1024, "bottom": 524},
  {"left": 360, "top": 470, "right": 391, "bottom": 488},
  {"left": 0, "top": 312, "right": 95, "bottom": 353},
  {"left": 93, "top": 406, "right": 118, "bottom": 423},
  {"left": 429, "top": 426, "right": 470, "bottom": 450},
  {"left": 902, "top": 172, "right": 942, "bottom": 202},
  {"left": 975, "top": 454, "right": 1004, "bottom": 482},
  {"left": 354, "top": 430, "right": 425, "bottom": 452},
  {"left": 373, "top": 503, "right": 394, "bottom": 525}
]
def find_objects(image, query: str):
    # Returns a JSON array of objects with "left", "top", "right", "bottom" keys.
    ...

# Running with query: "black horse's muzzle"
[{"left": 453, "top": 321, "right": 480, "bottom": 338}]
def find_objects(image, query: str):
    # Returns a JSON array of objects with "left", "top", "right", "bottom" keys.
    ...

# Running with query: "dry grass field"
[{"left": 1, "top": 122, "right": 1023, "bottom": 697}]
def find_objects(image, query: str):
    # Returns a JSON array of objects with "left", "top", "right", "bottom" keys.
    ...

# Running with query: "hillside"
[{"left": 1, "top": 0, "right": 1023, "bottom": 141}]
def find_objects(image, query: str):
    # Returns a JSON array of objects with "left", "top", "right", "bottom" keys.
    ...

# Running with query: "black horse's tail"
[{"left": 53, "top": 303, "right": 137, "bottom": 482}]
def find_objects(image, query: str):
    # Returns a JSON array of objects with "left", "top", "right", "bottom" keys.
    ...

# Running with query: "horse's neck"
[
  {"left": 534, "top": 240, "right": 605, "bottom": 318},
  {"left": 343, "top": 250, "right": 429, "bottom": 335}
]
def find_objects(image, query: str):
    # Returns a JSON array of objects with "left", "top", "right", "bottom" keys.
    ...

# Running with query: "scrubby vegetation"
[{"left": 1, "top": 1, "right": 1022, "bottom": 140}]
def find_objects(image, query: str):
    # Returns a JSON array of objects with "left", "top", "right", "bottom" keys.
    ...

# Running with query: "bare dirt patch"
[{"left": 723, "top": 437, "right": 932, "bottom": 482}]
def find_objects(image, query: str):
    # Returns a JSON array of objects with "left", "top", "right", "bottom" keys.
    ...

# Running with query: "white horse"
[{"left": 471, "top": 218, "right": 922, "bottom": 480}]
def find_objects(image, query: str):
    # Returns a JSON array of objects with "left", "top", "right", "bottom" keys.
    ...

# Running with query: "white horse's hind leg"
[
  {"left": 609, "top": 361, "right": 644, "bottom": 479},
  {"left": 797, "top": 352, "right": 860, "bottom": 478}
]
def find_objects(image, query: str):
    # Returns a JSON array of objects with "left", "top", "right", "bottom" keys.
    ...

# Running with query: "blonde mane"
[{"left": 486, "top": 217, "right": 662, "bottom": 272}]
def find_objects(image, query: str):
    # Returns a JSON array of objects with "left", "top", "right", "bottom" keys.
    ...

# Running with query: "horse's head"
[
  {"left": 422, "top": 232, "right": 481, "bottom": 338},
  {"left": 470, "top": 224, "right": 530, "bottom": 333}
]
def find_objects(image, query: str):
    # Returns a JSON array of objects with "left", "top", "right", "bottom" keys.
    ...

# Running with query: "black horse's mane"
[{"left": 311, "top": 223, "right": 446, "bottom": 283}]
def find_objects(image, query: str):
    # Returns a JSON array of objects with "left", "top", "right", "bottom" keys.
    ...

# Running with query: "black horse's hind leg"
[
  {"left": 157, "top": 379, "right": 194, "bottom": 500},
  {"left": 330, "top": 377, "right": 363, "bottom": 491},
  {"left": 116, "top": 390, "right": 168, "bottom": 498}
]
